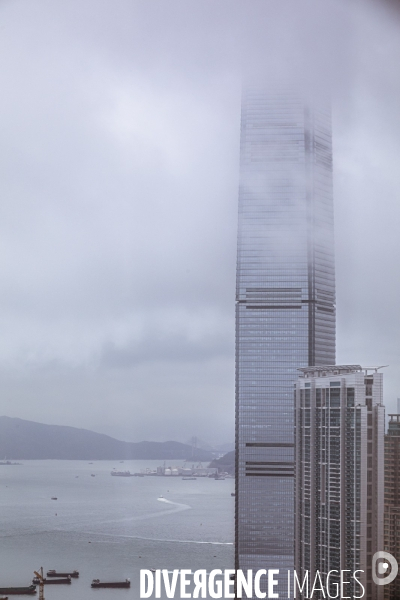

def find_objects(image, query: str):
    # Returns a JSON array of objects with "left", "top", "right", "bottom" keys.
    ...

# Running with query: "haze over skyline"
[{"left": 0, "top": 0, "right": 399, "bottom": 445}]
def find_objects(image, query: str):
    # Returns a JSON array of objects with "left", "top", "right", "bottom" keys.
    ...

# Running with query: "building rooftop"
[
  {"left": 298, "top": 365, "right": 362, "bottom": 377},
  {"left": 298, "top": 364, "right": 387, "bottom": 378}
]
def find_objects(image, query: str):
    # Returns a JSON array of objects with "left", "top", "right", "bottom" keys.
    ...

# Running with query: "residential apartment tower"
[
  {"left": 294, "top": 365, "right": 385, "bottom": 600},
  {"left": 384, "top": 413, "right": 400, "bottom": 599}
]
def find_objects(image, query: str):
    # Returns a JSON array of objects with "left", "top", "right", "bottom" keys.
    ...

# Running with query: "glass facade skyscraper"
[{"left": 235, "top": 86, "right": 336, "bottom": 590}]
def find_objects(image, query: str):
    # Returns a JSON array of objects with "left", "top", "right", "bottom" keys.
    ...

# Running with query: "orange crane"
[{"left": 33, "top": 567, "right": 45, "bottom": 600}]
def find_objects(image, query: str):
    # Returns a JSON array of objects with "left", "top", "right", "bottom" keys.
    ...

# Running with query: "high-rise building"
[
  {"left": 235, "top": 86, "right": 336, "bottom": 590},
  {"left": 294, "top": 365, "right": 385, "bottom": 600},
  {"left": 384, "top": 413, "right": 400, "bottom": 599}
]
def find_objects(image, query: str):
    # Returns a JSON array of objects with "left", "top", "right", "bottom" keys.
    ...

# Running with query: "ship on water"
[
  {"left": 46, "top": 570, "right": 79, "bottom": 578},
  {"left": 0, "top": 585, "right": 36, "bottom": 595},
  {"left": 91, "top": 579, "right": 130, "bottom": 588},
  {"left": 32, "top": 576, "right": 71, "bottom": 585}
]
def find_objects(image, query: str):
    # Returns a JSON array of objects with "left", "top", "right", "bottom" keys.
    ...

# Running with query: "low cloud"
[{"left": 0, "top": 0, "right": 399, "bottom": 442}]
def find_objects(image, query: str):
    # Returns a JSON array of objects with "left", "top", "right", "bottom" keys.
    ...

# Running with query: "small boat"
[
  {"left": 91, "top": 474, "right": 95, "bottom": 477},
  {"left": 32, "top": 577, "right": 71, "bottom": 585},
  {"left": 182, "top": 477, "right": 197, "bottom": 480},
  {"left": 0, "top": 586, "right": 36, "bottom": 596},
  {"left": 46, "top": 571, "right": 79, "bottom": 578},
  {"left": 0, "top": 596, "right": 8, "bottom": 599},
  {"left": 231, "top": 492, "right": 235, "bottom": 497},
  {"left": 91, "top": 579, "right": 130, "bottom": 589},
  {"left": 51, "top": 497, "right": 57, "bottom": 500}
]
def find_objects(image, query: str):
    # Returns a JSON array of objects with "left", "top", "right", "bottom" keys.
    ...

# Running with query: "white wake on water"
[
  {"left": 55, "top": 496, "right": 233, "bottom": 545},
  {"left": 72, "top": 532, "right": 233, "bottom": 546},
  {"left": 157, "top": 496, "right": 188, "bottom": 508}
]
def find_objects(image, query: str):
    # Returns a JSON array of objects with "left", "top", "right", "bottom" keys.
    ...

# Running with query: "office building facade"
[
  {"left": 384, "top": 413, "right": 400, "bottom": 599},
  {"left": 294, "top": 365, "right": 385, "bottom": 600},
  {"left": 235, "top": 86, "right": 335, "bottom": 589}
]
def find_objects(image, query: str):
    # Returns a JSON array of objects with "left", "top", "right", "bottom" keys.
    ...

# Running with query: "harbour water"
[{"left": 0, "top": 460, "right": 234, "bottom": 599}]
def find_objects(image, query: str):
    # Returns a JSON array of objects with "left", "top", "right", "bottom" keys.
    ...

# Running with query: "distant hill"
[
  {"left": 0, "top": 416, "right": 214, "bottom": 461},
  {"left": 209, "top": 450, "right": 235, "bottom": 475}
]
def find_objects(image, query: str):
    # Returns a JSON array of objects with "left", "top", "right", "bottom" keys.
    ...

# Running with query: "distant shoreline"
[{"left": 0, "top": 416, "right": 227, "bottom": 461}]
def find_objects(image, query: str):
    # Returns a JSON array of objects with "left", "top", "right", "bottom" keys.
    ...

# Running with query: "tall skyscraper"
[
  {"left": 235, "top": 86, "right": 336, "bottom": 589},
  {"left": 384, "top": 413, "right": 400, "bottom": 599},
  {"left": 294, "top": 365, "right": 385, "bottom": 600}
]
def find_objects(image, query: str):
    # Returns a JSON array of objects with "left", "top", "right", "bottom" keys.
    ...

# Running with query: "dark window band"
[
  {"left": 246, "top": 467, "right": 294, "bottom": 472},
  {"left": 245, "top": 473, "right": 294, "bottom": 477},
  {"left": 245, "top": 305, "right": 302, "bottom": 310},
  {"left": 246, "top": 442, "right": 294, "bottom": 447},
  {"left": 246, "top": 461, "right": 294, "bottom": 465},
  {"left": 245, "top": 287, "right": 302, "bottom": 292}
]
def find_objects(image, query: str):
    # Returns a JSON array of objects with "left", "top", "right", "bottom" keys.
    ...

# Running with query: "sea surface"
[{"left": 0, "top": 460, "right": 234, "bottom": 599}]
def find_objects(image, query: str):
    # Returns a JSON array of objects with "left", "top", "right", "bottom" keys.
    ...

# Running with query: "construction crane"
[{"left": 33, "top": 567, "right": 45, "bottom": 600}]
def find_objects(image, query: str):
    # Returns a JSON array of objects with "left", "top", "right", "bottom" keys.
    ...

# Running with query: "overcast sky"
[{"left": 0, "top": 0, "right": 399, "bottom": 445}]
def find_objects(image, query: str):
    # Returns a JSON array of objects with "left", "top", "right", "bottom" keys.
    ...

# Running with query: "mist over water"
[{"left": 0, "top": 461, "right": 234, "bottom": 599}]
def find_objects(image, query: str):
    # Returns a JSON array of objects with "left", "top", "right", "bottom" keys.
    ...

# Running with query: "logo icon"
[{"left": 372, "top": 551, "right": 398, "bottom": 586}]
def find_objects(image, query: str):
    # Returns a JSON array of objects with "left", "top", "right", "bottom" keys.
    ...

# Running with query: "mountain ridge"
[{"left": 0, "top": 416, "right": 213, "bottom": 461}]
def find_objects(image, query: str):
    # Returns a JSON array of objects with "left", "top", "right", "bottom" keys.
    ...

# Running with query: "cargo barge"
[
  {"left": 0, "top": 586, "right": 36, "bottom": 595},
  {"left": 46, "top": 571, "right": 79, "bottom": 578},
  {"left": 32, "top": 577, "right": 70, "bottom": 585},
  {"left": 91, "top": 579, "right": 130, "bottom": 588}
]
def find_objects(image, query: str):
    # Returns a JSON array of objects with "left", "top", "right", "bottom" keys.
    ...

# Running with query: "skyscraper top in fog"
[{"left": 235, "top": 85, "right": 336, "bottom": 593}]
